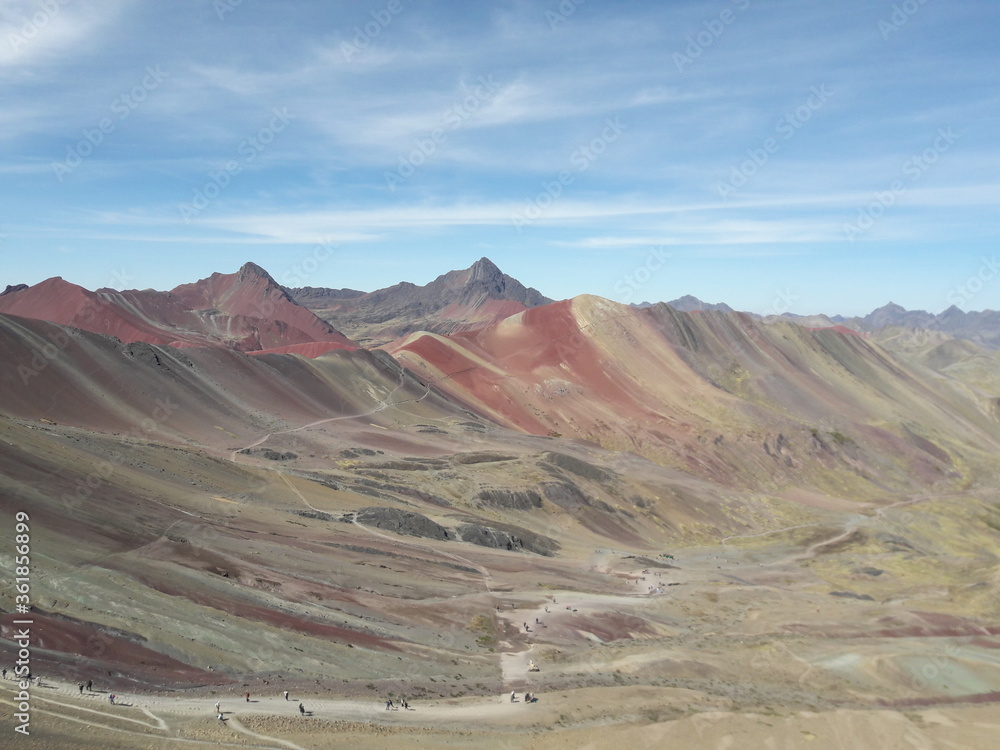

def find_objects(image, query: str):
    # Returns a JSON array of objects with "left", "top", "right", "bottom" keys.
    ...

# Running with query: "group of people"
[
  {"left": 216, "top": 693, "right": 307, "bottom": 721},
  {"left": 510, "top": 691, "right": 538, "bottom": 703},
  {"left": 2, "top": 669, "right": 41, "bottom": 686},
  {"left": 384, "top": 699, "right": 412, "bottom": 710}
]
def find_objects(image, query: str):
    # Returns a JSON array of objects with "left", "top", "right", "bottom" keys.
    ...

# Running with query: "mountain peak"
[
  {"left": 468, "top": 256, "right": 501, "bottom": 279},
  {"left": 667, "top": 295, "right": 734, "bottom": 313},
  {"left": 237, "top": 261, "right": 278, "bottom": 285},
  {"left": 286, "top": 257, "right": 552, "bottom": 345}
]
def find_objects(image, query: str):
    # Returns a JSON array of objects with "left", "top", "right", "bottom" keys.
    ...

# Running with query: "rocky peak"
[
  {"left": 238, "top": 261, "right": 279, "bottom": 286},
  {"left": 1, "top": 283, "right": 28, "bottom": 297}
]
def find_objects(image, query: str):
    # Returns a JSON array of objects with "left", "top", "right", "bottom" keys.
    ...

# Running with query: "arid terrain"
[{"left": 2, "top": 262, "right": 1000, "bottom": 748}]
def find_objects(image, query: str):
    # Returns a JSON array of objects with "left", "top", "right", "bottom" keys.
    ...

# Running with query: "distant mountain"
[
  {"left": 763, "top": 312, "right": 843, "bottom": 329},
  {"left": 0, "top": 262, "right": 356, "bottom": 353},
  {"left": 845, "top": 302, "right": 1000, "bottom": 350},
  {"left": 287, "top": 257, "right": 552, "bottom": 346},
  {"left": 666, "top": 295, "right": 735, "bottom": 313}
]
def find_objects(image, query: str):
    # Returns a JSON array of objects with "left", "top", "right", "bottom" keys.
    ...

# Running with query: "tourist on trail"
[
  {"left": 86, "top": 679, "right": 92, "bottom": 691},
  {"left": 218, "top": 712, "right": 224, "bottom": 721},
  {"left": 245, "top": 692, "right": 250, "bottom": 702},
  {"left": 79, "top": 683, "right": 84, "bottom": 694},
  {"left": 109, "top": 694, "right": 115, "bottom": 705},
  {"left": 215, "top": 701, "right": 221, "bottom": 713},
  {"left": 510, "top": 690, "right": 516, "bottom": 703},
  {"left": 284, "top": 690, "right": 289, "bottom": 701},
  {"left": 299, "top": 702, "right": 305, "bottom": 715},
  {"left": 1, "top": 668, "right": 6, "bottom": 679}
]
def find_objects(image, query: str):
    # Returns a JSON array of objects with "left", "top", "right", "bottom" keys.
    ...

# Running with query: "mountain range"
[
  {"left": 3, "top": 257, "right": 1000, "bottom": 745},
  {"left": 286, "top": 257, "right": 551, "bottom": 346},
  {"left": 0, "top": 261, "right": 355, "bottom": 355},
  {"left": 842, "top": 301, "right": 1000, "bottom": 350}
]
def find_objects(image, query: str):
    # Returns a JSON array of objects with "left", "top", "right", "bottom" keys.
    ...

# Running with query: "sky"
[{"left": 1, "top": 0, "right": 997, "bottom": 317}]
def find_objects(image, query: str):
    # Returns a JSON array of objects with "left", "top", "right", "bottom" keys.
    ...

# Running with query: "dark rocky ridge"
[
  {"left": 456, "top": 522, "right": 558, "bottom": 556},
  {"left": 475, "top": 488, "right": 543, "bottom": 510},
  {"left": 354, "top": 507, "right": 450, "bottom": 540},
  {"left": 287, "top": 257, "right": 552, "bottom": 346}
]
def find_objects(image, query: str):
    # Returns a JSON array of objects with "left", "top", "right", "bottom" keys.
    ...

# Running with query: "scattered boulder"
[
  {"left": 262, "top": 450, "right": 297, "bottom": 461},
  {"left": 453, "top": 452, "right": 516, "bottom": 465},
  {"left": 456, "top": 522, "right": 557, "bottom": 556},
  {"left": 475, "top": 488, "right": 542, "bottom": 510},
  {"left": 542, "top": 482, "right": 590, "bottom": 510},
  {"left": 340, "top": 448, "right": 380, "bottom": 458},
  {"left": 829, "top": 590, "right": 875, "bottom": 601},
  {"left": 856, "top": 567, "right": 884, "bottom": 577},
  {"left": 237, "top": 448, "right": 297, "bottom": 461},
  {"left": 291, "top": 510, "right": 337, "bottom": 522},
  {"left": 354, "top": 507, "right": 449, "bottom": 540},
  {"left": 541, "top": 451, "right": 617, "bottom": 484}
]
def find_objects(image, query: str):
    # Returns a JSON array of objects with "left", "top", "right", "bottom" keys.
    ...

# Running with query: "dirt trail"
[{"left": 227, "top": 715, "right": 310, "bottom": 750}]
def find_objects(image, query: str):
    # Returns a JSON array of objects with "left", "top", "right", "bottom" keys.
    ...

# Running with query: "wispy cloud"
[{"left": 1, "top": 0, "right": 997, "bottom": 312}]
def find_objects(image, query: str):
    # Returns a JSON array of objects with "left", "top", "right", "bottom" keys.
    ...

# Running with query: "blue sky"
[{"left": 1, "top": 0, "right": 997, "bottom": 317}]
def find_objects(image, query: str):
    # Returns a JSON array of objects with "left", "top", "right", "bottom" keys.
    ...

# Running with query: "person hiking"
[
  {"left": 245, "top": 692, "right": 250, "bottom": 702},
  {"left": 215, "top": 701, "right": 221, "bottom": 713},
  {"left": 283, "top": 690, "right": 289, "bottom": 700},
  {"left": 299, "top": 702, "right": 305, "bottom": 715},
  {"left": 86, "top": 679, "right": 92, "bottom": 691},
  {"left": 510, "top": 690, "right": 516, "bottom": 703},
  {"left": 79, "top": 683, "right": 84, "bottom": 694}
]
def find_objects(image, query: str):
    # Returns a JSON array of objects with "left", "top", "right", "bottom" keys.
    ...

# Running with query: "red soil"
[{"left": 0, "top": 265, "right": 355, "bottom": 353}]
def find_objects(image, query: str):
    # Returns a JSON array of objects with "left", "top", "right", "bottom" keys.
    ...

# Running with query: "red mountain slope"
[
  {"left": 386, "top": 295, "right": 1000, "bottom": 496},
  {"left": 0, "top": 262, "right": 355, "bottom": 353}
]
